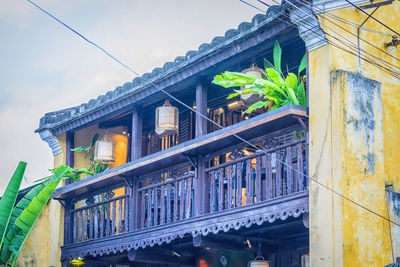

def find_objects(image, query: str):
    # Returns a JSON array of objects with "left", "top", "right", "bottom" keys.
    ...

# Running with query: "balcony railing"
[
  {"left": 59, "top": 105, "right": 309, "bottom": 261},
  {"left": 66, "top": 132, "right": 307, "bottom": 246}
]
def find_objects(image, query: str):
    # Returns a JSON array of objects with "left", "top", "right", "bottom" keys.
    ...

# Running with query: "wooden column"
[
  {"left": 195, "top": 79, "right": 208, "bottom": 215},
  {"left": 63, "top": 200, "right": 73, "bottom": 245},
  {"left": 195, "top": 78, "right": 208, "bottom": 138},
  {"left": 65, "top": 131, "right": 74, "bottom": 185},
  {"left": 130, "top": 106, "right": 142, "bottom": 162}
]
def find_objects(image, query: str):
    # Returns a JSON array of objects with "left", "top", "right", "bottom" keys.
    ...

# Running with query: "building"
[{"left": 17, "top": 0, "right": 400, "bottom": 266}]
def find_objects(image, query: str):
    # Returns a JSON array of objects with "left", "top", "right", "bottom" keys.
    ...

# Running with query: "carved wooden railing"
[
  {"left": 66, "top": 129, "right": 307, "bottom": 245},
  {"left": 70, "top": 193, "right": 130, "bottom": 243},
  {"left": 137, "top": 173, "right": 195, "bottom": 229},
  {"left": 205, "top": 138, "right": 306, "bottom": 213}
]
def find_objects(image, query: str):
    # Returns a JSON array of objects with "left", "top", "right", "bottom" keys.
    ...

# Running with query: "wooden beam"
[
  {"left": 130, "top": 106, "right": 142, "bottom": 161},
  {"left": 128, "top": 250, "right": 193, "bottom": 265},
  {"left": 195, "top": 78, "right": 208, "bottom": 138},
  {"left": 192, "top": 235, "right": 253, "bottom": 251}
]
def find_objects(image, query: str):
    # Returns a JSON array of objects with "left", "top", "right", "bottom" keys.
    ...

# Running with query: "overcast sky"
[{"left": 0, "top": 0, "right": 266, "bottom": 194}]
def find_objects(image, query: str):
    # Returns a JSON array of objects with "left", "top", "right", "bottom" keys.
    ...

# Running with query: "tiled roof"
[{"left": 36, "top": 5, "right": 285, "bottom": 133}]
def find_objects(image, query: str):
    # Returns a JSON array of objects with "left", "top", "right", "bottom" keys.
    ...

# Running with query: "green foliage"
[
  {"left": 0, "top": 162, "right": 27, "bottom": 252},
  {"left": 212, "top": 40, "right": 307, "bottom": 113},
  {"left": 70, "top": 133, "right": 108, "bottom": 177},
  {"left": 0, "top": 164, "right": 72, "bottom": 266}
]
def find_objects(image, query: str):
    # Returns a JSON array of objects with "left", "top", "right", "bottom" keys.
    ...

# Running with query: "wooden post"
[
  {"left": 195, "top": 78, "right": 208, "bottom": 138},
  {"left": 130, "top": 106, "right": 142, "bottom": 162},
  {"left": 195, "top": 79, "right": 208, "bottom": 216},
  {"left": 63, "top": 200, "right": 72, "bottom": 245},
  {"left": 65, "top": 131, "right": 74, "bottom": 184}
]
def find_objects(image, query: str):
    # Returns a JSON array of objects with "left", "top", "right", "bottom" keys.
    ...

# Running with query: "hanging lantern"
[
  {"left": 241, "top": 64, "right": 263, "bottom": 106},
  {"left": 155, "top": 100, "right": 179, "bottom": 136},
  {"left": 248, "top": 243, "right": 270, "bottom": 267},
  {"left": 248, "top": 255, "right": 270, "bottom": 267},
  {"left": 94, "top": 133, "right": 115, "bottom": 164}
]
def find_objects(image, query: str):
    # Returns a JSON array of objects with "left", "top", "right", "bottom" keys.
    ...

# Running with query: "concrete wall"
[{"left": 309, "top": 2, "right": 400, "bottom": 266}]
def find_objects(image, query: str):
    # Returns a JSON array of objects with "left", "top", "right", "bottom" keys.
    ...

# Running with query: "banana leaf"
[
  {"left": 273, "top": 40, "right": 282, "bottom": 75},
  {"left": 0, "top": 181, "right": 48, "bottom": 264},
  {"left": 298, "top": 53, "right": 307, "bottom": 77},
  {"left": 6, "top": 165, "right": 69, "bottom": 266},
  {"left": 0, "top": 162, "right": 27, "bottom": 251}
]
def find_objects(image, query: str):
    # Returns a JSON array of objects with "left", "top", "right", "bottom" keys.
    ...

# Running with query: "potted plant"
[{"left": 212, "top": 40, "right": 307, "bottom": 114}]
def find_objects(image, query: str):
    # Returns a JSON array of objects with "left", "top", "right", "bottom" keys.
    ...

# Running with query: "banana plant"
[
  {"left": 213, "top": 40, "right": 307, "bottom": 114},
  {"left": 0, "top": 163, "right": 88, "bottom": 266},
  {"left": 71, "top": 133, "right": 108, "bottom": 175}
]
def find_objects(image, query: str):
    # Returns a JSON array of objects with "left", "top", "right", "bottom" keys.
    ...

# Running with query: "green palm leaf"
[
  {"left": 0, "top": 183, "right": 46, "bottom": 264},
  {"left": 0, "top": 162, "right": 27, "bottom": 251},
  {"left": 7, "top": 165, "right": 69, "bottom": 266}
]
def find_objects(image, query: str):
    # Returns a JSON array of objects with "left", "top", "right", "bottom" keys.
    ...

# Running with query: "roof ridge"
[{"left": 36, "top": 5, "right": 286, "bottom": 133}]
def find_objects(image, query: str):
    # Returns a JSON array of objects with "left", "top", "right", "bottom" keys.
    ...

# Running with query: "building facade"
[{"left": 15, "top": 0, "right": 400, "bottom": 266}]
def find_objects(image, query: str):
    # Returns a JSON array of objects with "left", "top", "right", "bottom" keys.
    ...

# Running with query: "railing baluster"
[
  {"left": 245, "top": 159, "right": 252, "bottom": 205},
  {"left": 99, "top": 204, "right": 104, "bottom": 238},
  {"left": 140, "top": 192, "right": 145, "bottom": 228},
  {"left": 173, "top": 181, "right": 178, "bottom": 222},
  {"left": 106, "top": 202, "right": 110, "bottom": 236},
  {"left": 180, "top": 180, "right": 185, "bottom": 219},
  {"left": 78, "top": 210, "right": 82, "bottom": 242},
  {"left": 166, "top": 183, "right": 172, "bottom": 223},
  {"left": 154, "top": 187, "right": 159, "bottom": 226},
  {"left": 297, "top": 143, "right": 304, "bottom": 191},
  {"left": 112, "top": 200, "right": 116, "bottom": 235},
  {"left": 186, "top": 177, "right": 192, "bottom": 219},
  {"left": 118, "top": 198, "right": 123, "bottom": 233},
  {"left": 286, "top": 146, "right": 293, "bottom": 194},
  {"left": 276, "top": 151, "right": 282, "bottom": 197},
  {"left": 227, "top": 165, "right": 233, "bottom": 209},
  {"left": 94, "top": 207, "right": 98, "bottom": 238},
  {"left": 209, "top": 171, "right": 215, "bottom": 212},
  {"left": 89, "top": 207, "right": 94, "bottom": 239},
  {"left": 147, "top": 189, "right": 152, "bottom": 228},
  {"left": 72, "top": 212, "right": 77, "bottom": 243},
  {"left": 218, "top": 168, "right": 224, "bottom": 211},
  {"left": 83, "top": 209, "right": 87, "bottom": 240},
  {"left": 160, "top": 185, "right": 165, "bottom": 225},
  {"left": 264, "top": 155, "right": 272, "bottom": 200},
  {"left": 256, "top": 156, "right": 262, "bottom": 202},
  {"left": 236, "top": 163, "right": 242, "bottom": 207},
  {"left": 124, "top": 197, "right": 128, "bottom": 233}
]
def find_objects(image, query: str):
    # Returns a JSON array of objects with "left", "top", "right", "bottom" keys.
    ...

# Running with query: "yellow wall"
[
  {"left": 309, "top": 2, "right": 400, "bottom": 266},
  {"left": 15, "top": 133, "right": 66, "bottom": 267}
]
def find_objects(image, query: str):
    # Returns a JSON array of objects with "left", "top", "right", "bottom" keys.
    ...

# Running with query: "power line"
[
  {"left": 270, "top": 0, "right": 400, "bottom": 76},
  {"left": 25, "top": 0, "right": 400, "bottom": 227},
  {"left": 343, "top": 0, "right": 400, "bottom": 37},
  {"left": 238, "top": 0, "right": 266, "bottom": 12}
]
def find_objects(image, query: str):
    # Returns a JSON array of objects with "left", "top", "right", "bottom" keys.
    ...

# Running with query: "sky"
[{"left": 0, "top": 0, "right": 265, "bottom": 194}]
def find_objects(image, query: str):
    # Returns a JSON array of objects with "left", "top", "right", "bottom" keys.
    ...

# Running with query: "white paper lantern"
[
  {"left": 94, "top": 134, "right": 115, "bottom": 164},
  {"left": 155, "top": 100, "right": 179, "bottom": 136},
  {"left": 248, "top": 256, "right": 270, "bottom": 267},
  {"left": 241, "top": 64, "right": 263, "bottom": 105}
]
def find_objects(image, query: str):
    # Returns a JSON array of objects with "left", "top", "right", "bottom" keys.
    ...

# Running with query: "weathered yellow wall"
[
  {"left": 309, "top": 2, "right": 400, "bottom": 266},
  {"left": 15, "top": 133, "right": 66, "bottom": 267}
]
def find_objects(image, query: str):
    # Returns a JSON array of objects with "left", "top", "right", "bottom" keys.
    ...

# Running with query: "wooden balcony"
[{"left": 56, "top": 105, "right": 309, "bottom": 262}]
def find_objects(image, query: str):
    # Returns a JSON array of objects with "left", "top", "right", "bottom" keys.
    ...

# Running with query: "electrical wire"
[
  {"left": 296, "top": 0, "right": 400, "bottom": 66},
  {"left": 270, "top": 0, "right": 400, "bottom": 77},
  {"left": 238, "top": 0, "right": 266, "bottom": 12},
  {"left": 25, "top": 0, "right": 400, "bottom": 227},
  {"left": 245, "top": 0, "right": 400, "bottom": 79},
  {"left": 343, "top": 0, "right": 400, "bottom": 37}
]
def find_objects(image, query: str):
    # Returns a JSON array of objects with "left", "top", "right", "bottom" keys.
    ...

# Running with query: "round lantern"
[
  {"left": 155, "top": 100, "right": 179, "bottom": 136},
  {"left": 248, "top": 256, "right": 270, "bottom": 267},
  {"left": 241, "top": 64, "right": 263, "bottom": 105},
  {"left": 94, "top": 134, "right": 115, "bottom": 164}
]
